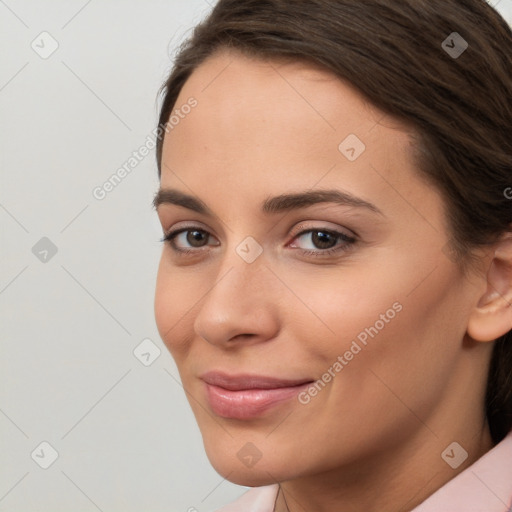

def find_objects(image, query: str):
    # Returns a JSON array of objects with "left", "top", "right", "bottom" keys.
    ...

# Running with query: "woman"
[{"left": 152, "top": 1, "right": 512, "bottom": 510}]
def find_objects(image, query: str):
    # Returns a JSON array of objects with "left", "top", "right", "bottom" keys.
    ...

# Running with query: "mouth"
[{"left": 200, "top": 371, "right": 314, "bottom": 419}]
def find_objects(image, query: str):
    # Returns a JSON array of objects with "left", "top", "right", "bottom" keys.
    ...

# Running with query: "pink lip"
[{"left": 201, "top": 371, "right": 313, "bottom": 419}]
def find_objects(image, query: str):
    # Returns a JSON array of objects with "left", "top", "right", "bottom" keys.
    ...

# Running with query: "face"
[{"left": 154, "top": 50, "right": 487, "bottom": 485}]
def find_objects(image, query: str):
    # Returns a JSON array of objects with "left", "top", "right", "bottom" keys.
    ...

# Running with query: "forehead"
[
  {"left": 173, "top": 49, "right": 388, "bottom": 137},
  {"left": 163, "top": 50, "right": 412, "bottom": 167},
  {"left": 158, "top": 50, "right": 440, "bottom": 225}
]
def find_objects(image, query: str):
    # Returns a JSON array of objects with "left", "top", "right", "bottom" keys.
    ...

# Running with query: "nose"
[{"left": 193, "top": 249, "right": 280, "bottom": 348}]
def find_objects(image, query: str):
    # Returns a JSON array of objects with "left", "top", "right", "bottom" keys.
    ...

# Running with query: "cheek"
[
  {"left": 287, "top": 252, "right": 463, "bottom": 397},
  {"left": 271, "top": 266, "right": 463, "bottom": 460},
  {"left": 283, "top": 264, "right": 405, "bottom": 361},
  {"left": 154, "top": 255, "right": 200, "bottom": 357}
]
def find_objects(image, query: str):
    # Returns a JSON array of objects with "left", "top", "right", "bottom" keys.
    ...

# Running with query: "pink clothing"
[{"left": 214, "top": 430, "right": 512, "bottom": 511}]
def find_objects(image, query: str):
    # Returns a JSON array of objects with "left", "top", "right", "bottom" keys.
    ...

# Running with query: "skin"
[{"left": 154, "top": 49, "right": 512, "bottom": 512}]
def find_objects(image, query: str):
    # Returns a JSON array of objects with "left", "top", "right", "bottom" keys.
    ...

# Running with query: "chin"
[
  {"left": 203, "top": 441, "right": 285, "bottom": 487},
  {"left": 210, "top": 462, "right": 280, "bottom": 487}
]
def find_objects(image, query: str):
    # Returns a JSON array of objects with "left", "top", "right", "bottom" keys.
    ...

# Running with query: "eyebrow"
[{"left": 152, "top": 188, "right": 383, "bottom": 216}]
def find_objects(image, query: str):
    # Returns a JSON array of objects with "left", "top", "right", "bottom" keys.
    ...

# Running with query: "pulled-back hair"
[{"left": 156, "top": 0, "right": 512, "bottom": 443}]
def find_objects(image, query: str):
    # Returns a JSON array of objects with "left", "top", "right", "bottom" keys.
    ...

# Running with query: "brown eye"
[
  {"left": 291, "top": 229, "right": 352, "bottom": 250},
  {"left": 161, "top": 227, "right": 219, "bottom": 253},
  {"left": 288, "top": 228, "right": 357, "bottom": 257},
  {"left": 186, "top": 230, "right": 209, "bottom": 247},
  {"left": 311, "top": 230, "right": 338, "bottom": 249}
]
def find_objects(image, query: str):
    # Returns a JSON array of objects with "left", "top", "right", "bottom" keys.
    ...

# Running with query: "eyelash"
[{"left": 159, "top": 226, "right": 357, "bottom": 258}]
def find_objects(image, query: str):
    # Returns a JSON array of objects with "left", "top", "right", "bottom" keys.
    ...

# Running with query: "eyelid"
[
  {"left": 289, "top": 221, "right": 357, "bottom": 240},
  {"left": 162, "top": 220, "right": 216, "bottom": 238},
  {"left": 162, "top": 222, "right": 354, "bottom": 241}
]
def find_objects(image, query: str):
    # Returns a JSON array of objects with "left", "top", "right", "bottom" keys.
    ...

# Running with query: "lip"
[{"left": 201, "top": 371, "right": 314, "bottom": 419}]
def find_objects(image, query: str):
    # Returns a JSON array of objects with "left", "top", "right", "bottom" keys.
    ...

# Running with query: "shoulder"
[{"left": 210, "top": 484, "right": 279, "bottom": 512}]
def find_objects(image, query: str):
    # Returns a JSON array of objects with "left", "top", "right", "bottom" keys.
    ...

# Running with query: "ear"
[{"left": 467, "top": 233, "right": 512, "bottom": 342}]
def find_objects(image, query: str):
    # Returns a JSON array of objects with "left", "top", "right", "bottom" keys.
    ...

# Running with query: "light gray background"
[{"left": 1, "top": 1, "right": 511, "bottom": 511}]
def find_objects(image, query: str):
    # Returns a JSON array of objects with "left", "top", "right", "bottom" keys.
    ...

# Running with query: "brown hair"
[{"left": 156, "top": 0, "right": 512, "bottom": 443}]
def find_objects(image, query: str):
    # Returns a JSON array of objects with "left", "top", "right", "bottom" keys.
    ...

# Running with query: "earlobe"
[{"left": 467, "top": 234, "right": 512, "bottom": 343}]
